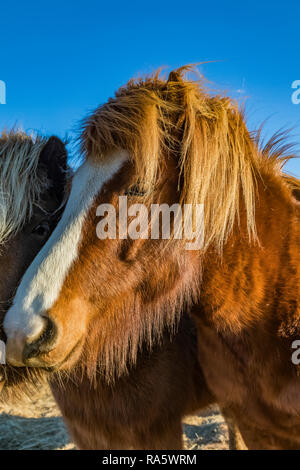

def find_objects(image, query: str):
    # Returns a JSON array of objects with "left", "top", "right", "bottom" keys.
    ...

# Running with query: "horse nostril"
[{"left": 23, "top": 317, "right": 57, "bottom": 361}]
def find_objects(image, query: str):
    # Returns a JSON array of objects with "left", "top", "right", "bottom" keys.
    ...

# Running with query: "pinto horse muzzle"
[{"left": 5, "top": 316, "right": 57, "bottom": 367}]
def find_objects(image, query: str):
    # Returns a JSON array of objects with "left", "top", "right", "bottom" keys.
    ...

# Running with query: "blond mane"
[
  {"left": 0, "top": 130, "right": 49, "bottom": 244},
  {"left": 81, "top": 67, "right": 299, "bottom": 252}
]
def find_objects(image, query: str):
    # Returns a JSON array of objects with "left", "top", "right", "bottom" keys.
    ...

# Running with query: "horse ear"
[
  {"left": 167, "top": 70, "right": 183, "bottom": 83},
  {"left": 38, "top": 136, "right": 67, "bottom": 203}
]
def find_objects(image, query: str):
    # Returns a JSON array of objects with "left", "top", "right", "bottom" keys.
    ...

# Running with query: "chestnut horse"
[
  {"left": 0, "top": 134, "right": 239, "bottom": 449},
  {"left": 0, "top": 131, "right": 67, "bottom": 398},
  {"left": 4, "top": 68, "right": 300, "bottom": 449}
]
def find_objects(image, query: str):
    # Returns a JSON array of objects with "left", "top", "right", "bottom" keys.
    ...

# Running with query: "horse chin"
[
  {"left": 53, "top": 337, "right": 84, "bottom": 371},
  {"left": 24, "top": 337, "right": 84, "bottom": 372}
]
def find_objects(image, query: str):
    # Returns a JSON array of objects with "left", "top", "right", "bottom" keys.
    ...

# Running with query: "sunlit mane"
[
  {"left": 81, "top": 67, "right": 299, "bottom": 251},
  {"left": 0, "top": 130, "right": 49, "bottom": 244}
]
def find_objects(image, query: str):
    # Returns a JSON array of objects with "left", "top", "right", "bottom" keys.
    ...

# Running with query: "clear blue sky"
[{"left": 0, "top": 1, "right": 300, "bottom": 175}]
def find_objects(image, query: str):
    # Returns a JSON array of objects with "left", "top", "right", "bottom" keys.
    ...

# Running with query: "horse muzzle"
[{"left": 5, "top": 316, "right": 58, "bottom": 367}]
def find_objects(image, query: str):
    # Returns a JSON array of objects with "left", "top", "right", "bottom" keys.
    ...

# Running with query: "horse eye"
[
  {"left": 32, "top": 221, "right": 50, "bottom": 238},
  {"left": 292, "top": 188, "right": 300, "bottom": 201}
]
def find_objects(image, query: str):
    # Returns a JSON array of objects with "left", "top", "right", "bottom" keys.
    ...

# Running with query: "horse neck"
[{"left": 199, "top": 172, "right": 300, "bottom": 333}]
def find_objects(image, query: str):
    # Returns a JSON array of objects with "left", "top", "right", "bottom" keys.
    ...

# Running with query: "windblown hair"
[
  {"left": 0, "top": 130, "right": 49, "bottom": 244},
  {"left": 81, "top": 67, "right": 299, "bottom": 251},
  {"left": 81, "top": 67, "right": 264, "bottom": 251}
]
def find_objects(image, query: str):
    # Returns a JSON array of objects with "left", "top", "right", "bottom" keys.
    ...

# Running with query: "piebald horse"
[
  {"left": 0, "top": 131, "right": 67, "bottom": 397},
  {"left": 4, "top": 68, "right": 300, "bottom": 449}
]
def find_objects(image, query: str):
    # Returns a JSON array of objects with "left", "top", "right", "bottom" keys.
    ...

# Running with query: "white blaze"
[{"left": 4, "top": 151, "right": 128, "bottom": 340}]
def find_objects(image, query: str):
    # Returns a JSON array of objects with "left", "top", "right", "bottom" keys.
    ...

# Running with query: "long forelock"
[
  {"left": 0, "top": 130, "right": 50, "bottom": 245},
  {"left": 80, "top": 66, "right": 299, "bottom": 253}
]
